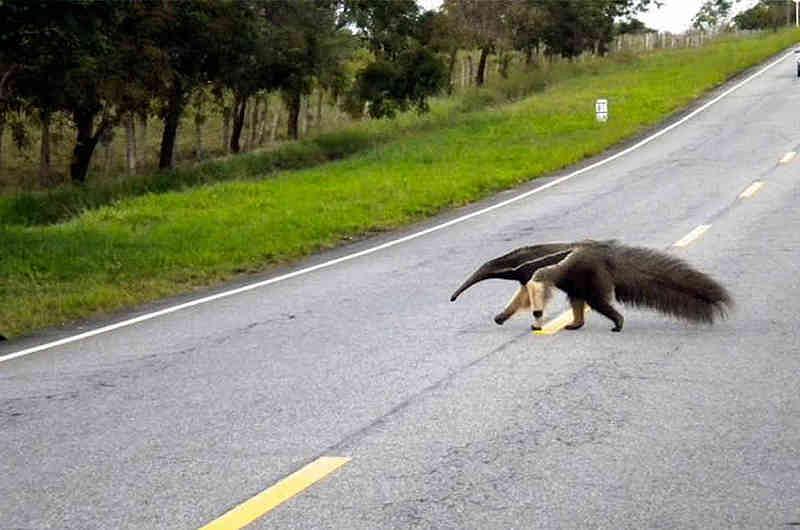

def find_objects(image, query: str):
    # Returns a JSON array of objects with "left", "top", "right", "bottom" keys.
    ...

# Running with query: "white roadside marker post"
[
  {"left": 796, "top": 0, "right": 799, "bottom": 27},
  {"left": 596, "top": 98, "right": 608, "bottom": 122}
]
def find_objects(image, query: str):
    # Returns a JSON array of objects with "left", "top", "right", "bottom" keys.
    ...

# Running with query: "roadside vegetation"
[{"left": 2, "top": 26, "right": 799, "bottom": 338}]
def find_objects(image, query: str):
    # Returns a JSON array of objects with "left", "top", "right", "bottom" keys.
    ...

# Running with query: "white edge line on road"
[
  {"left": 673, "top": 224, "right": 712, "bottom": 247},
  {"left": 1, "top": 48, "right": 794, "bottom": 364},
  {"left": 780, "top": 151, "right": 797, "bottom": 164},
  {"left": 739, "top": 180, "right": 764, "bottom": 198}
]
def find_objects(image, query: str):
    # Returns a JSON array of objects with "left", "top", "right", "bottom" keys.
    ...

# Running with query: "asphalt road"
[{"left": 2, "top": 51, "right": 800, "bottom": 529}]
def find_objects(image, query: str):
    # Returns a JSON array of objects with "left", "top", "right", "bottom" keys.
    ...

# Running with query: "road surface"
[{"left": 2, "top": 51, "right": 800, "bottom": 529}]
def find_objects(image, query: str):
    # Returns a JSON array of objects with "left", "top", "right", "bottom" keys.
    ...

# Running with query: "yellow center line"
[
  {"left": 534, "top": 307, "right": 592, "bottom": 335},
  {"left": 673, "top": 224, "right": 711, "bottom": 248},
  {"left": 738, "top": 181, "right": 764, "bottom": 199},
  {"left": 780, "top": 151, "right": 796, "bottom": 164},
  {"left": 199, "top": 456, "right": 350, "bottom": 530}
]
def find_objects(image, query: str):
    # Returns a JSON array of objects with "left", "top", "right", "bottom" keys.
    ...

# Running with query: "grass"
[
  {"left": 0, "top": 55, "right": 589, "bottom": 227},
  {"left": 2, "top": 29, "right": 798, "bottom": 338}
]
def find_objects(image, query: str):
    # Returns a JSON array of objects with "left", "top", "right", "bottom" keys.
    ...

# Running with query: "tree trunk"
[
  {"left": 70, "top": 110, "right": 104, "bottom": 183},
  {"left": 525, "top": 46, "right": 534, "bottom": 66},
  {"left": 0, "top": 116, "right": 4, "bottom": 171},
  {"left": 193, "top": 113, "right": 204, "bottom": 160},
  {"left": 257, "top": 98, "right": 270, "bottom": 145},
  {"left": 302, "top": 95, "right": 312, "bottom": 137},
  {"left": 498, "top": 50, "right": 511, "bottom": 79},
  {"left": 314, "top": 90, "right": 323, "bottom": 130},
  {"left": 230, "top": 92, "right": 247, "bottom": 154},
  {"left": 286, "top": 91, "right": 301, "bottom": 140},
  {"left": 159, "top": 86, "right": 184, "bottom": 170},
  {"left": 125, "top": 114, "right": 137, "bottom": 175},
  {"left": 248, "top": 97, "right": 259, "bottom": 149},
  {"left": 446, "top": 50, "right": 458, "bottom": 95},
  {"left": 102, "top": 135, "right": 113, "bottom": 178},
  {"left": 221, "top": 105, "right": 231, "bottom": 153},
  {"left": 39, "top": 111, "right": 52, "bottom": 180},
  {"left": 270, "top": 110, "right": 280, "bottom": 142},
  {"left": 476, "top": 47, "right": 490, "bottom": 87},
  {"left": 138, "top": 113, "right": 148, "bottom": 165},
  {"left": 171, "top": 122, "right": 179, "bottom": 167}
]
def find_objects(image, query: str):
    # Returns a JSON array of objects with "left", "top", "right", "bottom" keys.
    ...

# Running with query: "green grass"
[
  {"left": 0, "top": 55, "right": 590, "bottom": 227},
  {"left": 2, "top": 29, "right": 798, "bottom": 338}
]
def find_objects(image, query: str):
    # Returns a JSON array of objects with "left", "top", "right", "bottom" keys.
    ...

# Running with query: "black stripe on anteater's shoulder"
[{"left": 604, "top": 243, "right": 733, "bottom": 323}]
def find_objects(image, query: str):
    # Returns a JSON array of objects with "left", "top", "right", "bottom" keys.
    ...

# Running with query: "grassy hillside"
[{"left": 2, "top": 29, "right": 798, "bottom": 338}]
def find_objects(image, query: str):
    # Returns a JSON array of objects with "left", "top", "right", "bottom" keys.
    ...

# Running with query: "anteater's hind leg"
[
  {"left": 588, "top": 297, "right": 624, "bottom": 332},
  {"left": 565, "top": 298, "right": 586, "bottom": 330}
]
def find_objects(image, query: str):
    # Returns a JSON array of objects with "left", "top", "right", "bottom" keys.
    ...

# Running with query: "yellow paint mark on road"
[
  {"left": 780, "top": 151, "right": 797, "bottom": 164},
  {"left": 738, "top": 181, "right": 764, "bottom": 199},
  {"left": 534, "top": 307, "right": 592, "bottom": 335},
  {"left": 199, "top": 457, "right": 350, "bottom": 530},
  {"left": 673, "top": 224, "right": 711, "bottom": 248}
]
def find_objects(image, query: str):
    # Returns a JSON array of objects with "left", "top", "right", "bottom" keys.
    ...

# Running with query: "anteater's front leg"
[
  {"left": 526, "top": 281, "right": 550, "bottom": 331},
  {"left": 494, "top": 286, "right": 529, "bottom": 325}
]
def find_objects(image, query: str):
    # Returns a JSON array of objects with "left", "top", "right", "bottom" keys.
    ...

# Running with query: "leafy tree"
[
  {"left": 506, "top": 1, "right": 549, "bottom": 66},
  {"left": 540, "top": 0, "right": 659, "bottom": 58},
  {"left": 442, "top": 0, "right": 513, "bottom": 86},
  {"left": 344, "top": 0, "right": 446, "bottom": 118},
  {"left": 616, "top": 17, "right": 656, "bottom": 35},
  {"left": 0, "top": 0, "right": 129, "bottom": 183},
  {"left": 120, "top": 1, "right": 222, "bottom": 169},
  {"left": 210, "top": 1, "right": 281, "bottom": 153},
  {"left": 343, "top": 0, "right": 421, "bottom": 57},
  {"left": 692, "top": 0, "right": 734, "bottom": 31},
  {"left": 734, "top": 1, "right": 789, "bottom": 31},
  {"left": 417, "top": 9, "right": 463, "bottom": 93},
  {"left": 349, "top": 45, "right": 447, "bottom": 118},
  {"left": 263, "top": 0, "right": 353, "bottom": 139}
]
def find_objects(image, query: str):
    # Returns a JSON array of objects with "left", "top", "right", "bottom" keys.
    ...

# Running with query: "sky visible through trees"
[{"left": 418, "top": 0, "right": 763, "bottom": 33}]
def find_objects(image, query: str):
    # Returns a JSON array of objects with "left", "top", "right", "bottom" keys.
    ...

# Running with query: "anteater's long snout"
[{"left": 450, "top": 266, "right": 494, "bottom": 302}]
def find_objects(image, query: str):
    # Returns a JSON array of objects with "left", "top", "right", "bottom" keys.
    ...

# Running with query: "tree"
[
  {"left": 692, "top": 0, "right": 734, "bottom": 31},
  {"left": 616, "top": 18, "right": 656, "bottom": 35},
  {"left": 119, "top": 2, "right": 221, "bottom": 170},
  {"left": 211, "top": 1, "right": 284, "bottom": 153},
  {"left": 540, "top": 0, "right": 659, "bottom": 58},
  {"left": 349, "top": 45, "right": 446, "bottom": 118},
  {"left": 506, "top": 2, "right": 548, "bottom": 66},
  {"left": 442, "top": 0, "right": 512, "bottom": 86},
  {"left": 262, "top": 0, "right": 353, "bottom": 139},
  {"left": 343, "top": 0, "right": 421, "bottom": 60},
  {"left": 734, "top": 1, "right": 789, "bottom": 31},
  {"left": 345, "top": 0, "right": 446, "bottom": 116},
  {"left": 0, "top": 1, "right": 129, "bottom": 183},
  {"left": 417, "top": 9, "right": 463, "bottom": 93}
]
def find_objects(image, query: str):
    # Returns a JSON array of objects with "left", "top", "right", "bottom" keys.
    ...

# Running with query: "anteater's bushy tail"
[{"left": 609, "top": 244, "right": 733, "bottom": 323}]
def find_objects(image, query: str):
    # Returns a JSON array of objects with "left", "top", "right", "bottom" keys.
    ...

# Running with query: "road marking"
[
  {"left": 2, "top": 48, "right": 795, "bottom": 363},
  {"left": 739, "top": 181, "right": 764, "bottom": 198},
  {"left": 780, "top": 151, "right": 797, "bottom": 164},
  {"left": 199, "top": 457, "right": 350, "bottom": 530},
  {"left": 534, "top": 308, "right": 592, "bottom": 335},
  {"left": 673, "top": 224, "right": 712, "bottom": 248}
]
